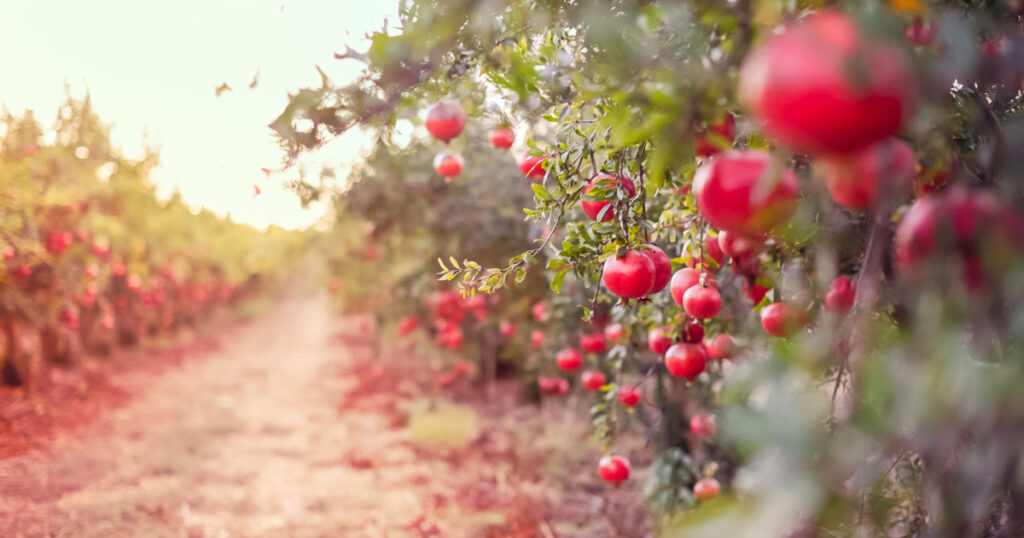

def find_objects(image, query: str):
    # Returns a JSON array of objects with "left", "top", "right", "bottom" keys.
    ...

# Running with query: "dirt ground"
[{"left": 0, "top": 293, "right": 648, "bottom": 538}]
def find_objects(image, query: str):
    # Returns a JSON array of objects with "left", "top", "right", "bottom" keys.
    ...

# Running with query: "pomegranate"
[
  {"left": 499, "top": 320, "right": 516, "bottom": 338},
  {"left": 556, "top": 348, "right": 583, "bottom": 371},
  {"left": 425, "top": 100, "right": 466, "bottom": 143},
  {"left": 690, "top": 414, "right": 717, "bottom": 436},
  {"left": 739, "top": 10, "right": 914, "bottom": 156},
  {"left": 683, "top": 286, "right": 722, "bottom": 319},
  {"left": 640, "top": 244, "right": 672, "bottom": 294},
  {"left": 581, "top": 174, "right": 636, "bottom": 222},
  {"left": 433, "top": 150, "right": 464, "bottom": 178},
  {"left": 693, "top": 151, "right": 800, "bottom": 235},
  {"left": 665, "top": 343, "right": 707, "bottom": 380},
  {"left": 604, "top": 322, "right": 624, "bottom": 342},
  {"left": 760, "top": 302, "right": 809, "bottom": 337},
  {"left": 696, "top": 114, "right": 737, "bottom": 158},
  {"left": 398, "top": 316, "right": 418, "bottom": 336},
  {"left": 681, "top": 322, "right": 704, "bottom": 344},
  {"left": 906, "top": 18, "right": 935, "bottom": 47},
  {"left": 598, "top": 455, "right": 631, "bottom": 483},
  {"left": 489, "top": 127, "right": 515, "bottom": 150},
  {"left": 531, "top": 329, "right": 545, "bottom": 348},
  {"left": 532, "top": 300, "right": 548, "bottom": 321},
  {"left": 718, "top": 230, "right": 764, "bottom": 260},
  {"left": 92, "top": 237, "right": 110, "bottom": 256},
  {"left": 670, "top": 268, "right": 717, "bottom": 306},
  {"left": 602, "top": 250, "right": 656, "bottom": 299},
  {"left": 824, "top": 275, "right": 856, "bottom": 314},
  {"left": 694, "top": 478, "right": 721, "bottom": 501},
  {"left": 706, "top": 334, "right": 736, "bottom": 360},
  {"left": 618, "top": 386, "right": 642, "bottom": 407},
  {"left": 581, "top": 332, "right": 608, "bottom": 353},
  {"left": 705, "top": 233, "right": 725, "bottom": 267},
  {"left": 819, "top": 138, "right": 915, "bottom": 209},
  {"left": 744, "top": 278, "right": 771, "bottom": 304},
  {"left": 581, "top": 370, "right": 607, "bottom": 391},
  {"left": 648, "top": 327, "right": 674, "bottom": 355},
  {"left": 519, "top": 156, "right": 547, "bottom": 181}
]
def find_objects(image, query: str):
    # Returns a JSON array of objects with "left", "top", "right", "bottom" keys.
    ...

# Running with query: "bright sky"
[{"left": 0, "top": 0, "right": 399, "bottom": 230}]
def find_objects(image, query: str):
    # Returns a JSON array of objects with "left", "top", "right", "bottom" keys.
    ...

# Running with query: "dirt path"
[{"left": 0, "top": 293, "right": 648, "bottom": 538}]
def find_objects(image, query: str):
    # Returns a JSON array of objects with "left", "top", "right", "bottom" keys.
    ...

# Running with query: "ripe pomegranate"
[
  {"left": 433, "top": 150, "right": 464, "bottom": 178},
  {"left": 681, "top": 322, "right": 704, "bottom": 344},
  {"left": 489, "top": 127, "right": 515, "bottom": 150},
  {"left": 706, "top": 334, "right": 736, "bottom": 360},
  {"left": 604, "top": 322, "right": 623, "bottom": 342},
  {"left": 906, "top": 18, "right": 935, "bottom": 47},
  {"left": 598, "top": 455, "right": 631, "bottom": 483},
  {"left": 556, "top": 348, "right": 583, "bottom": 371},
  {"left": 665, "top": 343, "right": 707, "bottom": 380},
  {"left": 618, "top": 386, "right": 642, "bottom": 407},
  {"left": 581, "top": 370, "right": 607, "bottom": 391},
  {"left": 704, "top": 233, "right": 725, "bottom": 267},
  {"left": 603, "top": 250, "right": 656, "bottom": 299},
  {"left": 531, "top": 329, "right": 546, "bottom": 348},
  {"left": 690, "top": 414, "right": 717, "bottom": 436},
  {"left": 819, "top": 138, "right": 915, "bottom": 209},
  {"left": 744, "top": 278, "right": 771, "bottom": 304},
  {"left": 648, "top": 327, "right": 674, "bottom": 355},
  {"left": 693, "top": 151, "right": 800, "bottom": 235},
  {"left": 581, "top": 174, "right": 636, "bottom": 222},
  {"left": 581, "top": 333, "right": 608, "bottom": 353},
  {"left": 640, "top": 245, "right": 672, "bottom": 294},
  {"left": 425, "top": 100, "right": 466, "bottom": 143},
  {"left": 696, "top": 114, "right": 737, "bottom": 158},
  {"left": 532, "top": 300, "right": 548, "bottom": 321},
  {"left": 824, "top": 275, "right": 856, "bottom": 314},
  {"left": 739, "top": 10, "right": 914, "bottom": 156},
  {"left": 718, "top": 230, "right": 764, "bottom": 260},
  {"left": 519, "top": 156, "right": 547, "bottom": 181},
  {"left": 670, "top": 268, "right": 717, "bottom": 306},
  {"left": 92, "top": 237, "right": 110, "bottom": 256},
  {"left": 761, "top": 302, "right": 809, "bottom": 337},
  {"left": 499, "top": 320, "right": 516, "bottom": 338},
  {"left": 683, "top": 286, "right": 722, "bottom": 319},
  {"left": 694, "top": 478, "right": 721, "bottom": 501},
  {"left": 45, "top": 231, "right": 73, "bottom": 255}
]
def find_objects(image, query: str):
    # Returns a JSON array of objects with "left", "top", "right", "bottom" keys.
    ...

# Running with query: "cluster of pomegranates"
[{"left": 426, "top": 99, "right": 517, "bottom": 180}]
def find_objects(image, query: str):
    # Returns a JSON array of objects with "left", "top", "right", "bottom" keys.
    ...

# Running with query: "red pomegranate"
[
  {"left": 819, "top": 138, "right": 916, "bottom": 209},
  {"left": 425, "top": 100, "right": 466, "bottom": 143},
  {"left": 696, "top": 114, "right": 737, "bottom": 158},
  {"left": 670, "top": 268, "right": 717, "bottom": 306},
  {"left": 681, "top": 322, "right": 704, "bottom": 344},
  {"left": 704, "top": 233, "right": 725, "bottom": 267},
  {"left": 744, "top": 278, "right": 771, "bottom": 304},
  {"left": 499, "top": 320, "right": 517, "bottom": 338},
  {"left": 718, "top": 230, "right": 764, "bottom": 260},
  {"left": 824, "top": 275, "right": 857, "bottom": 314},
  {"left": 581, "top": 174, "right": 636, "bottom": 222},
  {"left": 598, "top": 455, "right": 631, "bottom": 483},
  {"left": 433, "top": 150, "right": 464, "bottom": 178},
  {"left": 618, "top": 386, "right": 641, "bottom": 407},
  {"left": 489, "top": 127, "right": 515, "bottom": 150},
  {"left": 706, "top": 334, "right": 736, "bottom": 360},
  {"left": 556, "top": 348, "right": 583, "bottom": 371},
  {"left": 690, "top": 414, "right": 717, "bottom": 436},
  {"left": 519, "top": 156, "right": 547, "bottom": 181},
  {"left": 683, "top": 286, "right": 722, "bottom": 319},
  {"left": 761, "top": 302, "right": 809, "bottom": 337},
  {"left": 693, "top": 151, "right": 800, "bottom": 235},
  {"left": 398, "top": 316, "right": 418, "bottom": 336},
  {"left": 648, "top": 327, "right": 674, "bottom": 355},
  {"left": 640, "top": 244, "right": 672, "bottom": 294},
  {"left": 581, "top": 333, "right": 608, "bottom": 353},
  {"left": 604, "top": 323, "right": 624, "bottom": 342},
  {"left": 581, "top": 370, "right": 607, "bottom": 391},
  {"left": 906, "top": 18, "right": 935, "bottom": 47},
  {"left": 739, "top": 10, "right": 914, "bottom": 156},
  {"left": 531, "top": 329, "right": 545, "bottom": 348},
  {"left": 665, "top": 343, "right": 707, "bottom": 380},
  {"left": 694, "top": 478, "right": 721, "bottom": 501},
  {"left": 603, "top": 250, "right": 656, "bottom": 299}
]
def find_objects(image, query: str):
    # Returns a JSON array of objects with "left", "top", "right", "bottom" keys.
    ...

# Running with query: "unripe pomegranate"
[
  {"left": 581, "top": 174, "right": 636, "bottom": 222},
  {"left": 683, "top": 286, "right": 722, "bottom": 319},
  {"left": 693, "top": 151, "right": 800, "bottom": 235},
  {"left": 696, "top": 114, "right": 737, "bottom": 158},
  {"left": 690, "top": 414, "right": 717, "bottom": 436},
  {"left": 718, "top": 231, "right": 764, "bottom": 260},
  {"left": 499, "top": 320, "right": 516, "bottom": 338},
  {"left": 489, "top": 127, "right": 515, "bottom": 150},
  {"left": 681, "top": 322, "right": 704, "bottom": 344},
  {"left": 531, "top": 329, "right": 545, "bottom": 348},
  {"left": 640, "top": 244, "right": 672, "bottom": 294},
  {"left": 603, "top": 250, "right": 656, "bottom": 299},
  {"left": 694, "top": 478, "right": 721, "bottom": 501},
  {"left": 706, "top": 334, "right": 736, "bottom": 360},
  {"left": 648, "top": 327, "right": 673, "bottom": 355},
  {"left": 618, "top": 386, "right": 641, "bottom": 407},
  {"left": 670, "top": 268, "right": 717, "bottom": 306},
  {"left": 665, "top": 343, "right": 707, "bottom": 380},
  {"left": 598, "top": 455, "right": 631, "bottom": 483},
  {"left": 433, "top": 150, "right": 464, "bottom": 178},
  {"left": 604, "top": 322, "right": 623, "bottom": 342},
  {"left": 819, "top": 138, "right": 915, "bottom": 209},
  {"left": 519, "top": 156, "right": 547, "bottom": 181},
  {"left": 581, "top": 333, "right": 608, "bottom": 353},
  {"left": 739, "top": 10, "right": 914, "bottom": 156},
  {"left": 824, "top": 275, "right": 856, "bottom": 314},
  {"left": 581, "top": 370, "right": 607, "bottom": 391},
  {"left": 556, "top": 348, "right": 583, "bottom": 371},
  {"left": 761, "top": 302, "right": 809, "bottom": 337},
  {"left": 425, "top": 100, "right": 466, "bottom": 143}
]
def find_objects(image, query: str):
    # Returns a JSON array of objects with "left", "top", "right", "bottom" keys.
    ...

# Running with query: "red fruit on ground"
[
  {"left": 739, "top": 10, "right": 914, "bottom": 156},
  {"left": 581, "top": 333, "right": 608, "bottom": 353},
  {"left": 696, "top": 114, "right": 737, "bottom": 158},
  {"left": 598, "top": 455, "right": 631, "bottom": 483},
  {"left": 618, "top": 386, "right": 642, "bottom": 407},
  {"left": 761, "top": 302, "right": 809, "bottom": 337},
  {"left": 693, "top": 151, "right": 800, "bottom": 235},
  {"left": 433, "top": 150, "right": 464, "bottom": 178},
  {"left": 690, "top": 414, "right": 717, "bottom": 436},
  {"left": 640, "top": 244, "right": 672, "bottom": 294},
  {"left": 604, "top": 322, "right": 623, "bottom": 342},
  {"left": 705, "top": 233, "right": 725, "bottom": 267},
  {"left": 670, "top": 268, "right": 717, "bottom": 306},
  {"left": 683, "top": 286, "right": 722, "bottom": 319},
  {"left": 681, "top": 322, "right": 704, "bottom": 344},
  {"left": 531, "top": 329, "right": 545, "bottom": 348},
  {"left": 489, "top": 127, "right": 515, "bottom": 150},
  {"left": 706, "top": 334, "right": 736, "bottom": 360},
  {"left": 665, "top": 343, "right": 707, "bottom": 380},
  {"left": 602, "top": 250, "right": 656, "bottom": 299},
  {"left": 718, "top": 230, "right": 764, "bottom": 260},
  {"left": 694, "top": 478, "right": 721, "bottom": 501},
  {"left": 581, "top": 174, "right": 636, "bottom": 222},
  {"left": 519, "top": 156, "right": 547, "bottom": 181},
  {"left": 424, "top": 100, "right": 466, "bottom": 143},
  {"left": 499, "top": 320, "right": 516, "bottom": 338},
  {"left": 556, "top": 348, "right": 583, "bottom": 371},
  {"left": 820, "top": 138, "right": 916, "bottom": 209},
  {"left": 648, "top": 327, "right": 674, "bottom": 355},
  {"left": 824, "top": 275, "right": 857, "bottom": 314},
  {"left": 581, "top": 370, "right": 607, "bottom": 391}
]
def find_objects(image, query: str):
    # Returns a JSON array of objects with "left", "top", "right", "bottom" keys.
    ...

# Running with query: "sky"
[{"left": 0, "top": 0, "right": 400, "bottom": 230}]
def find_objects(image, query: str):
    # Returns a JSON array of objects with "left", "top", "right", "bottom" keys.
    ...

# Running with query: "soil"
[{"left": 0, "top": 293, "right": 649, "bottom": 537}]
